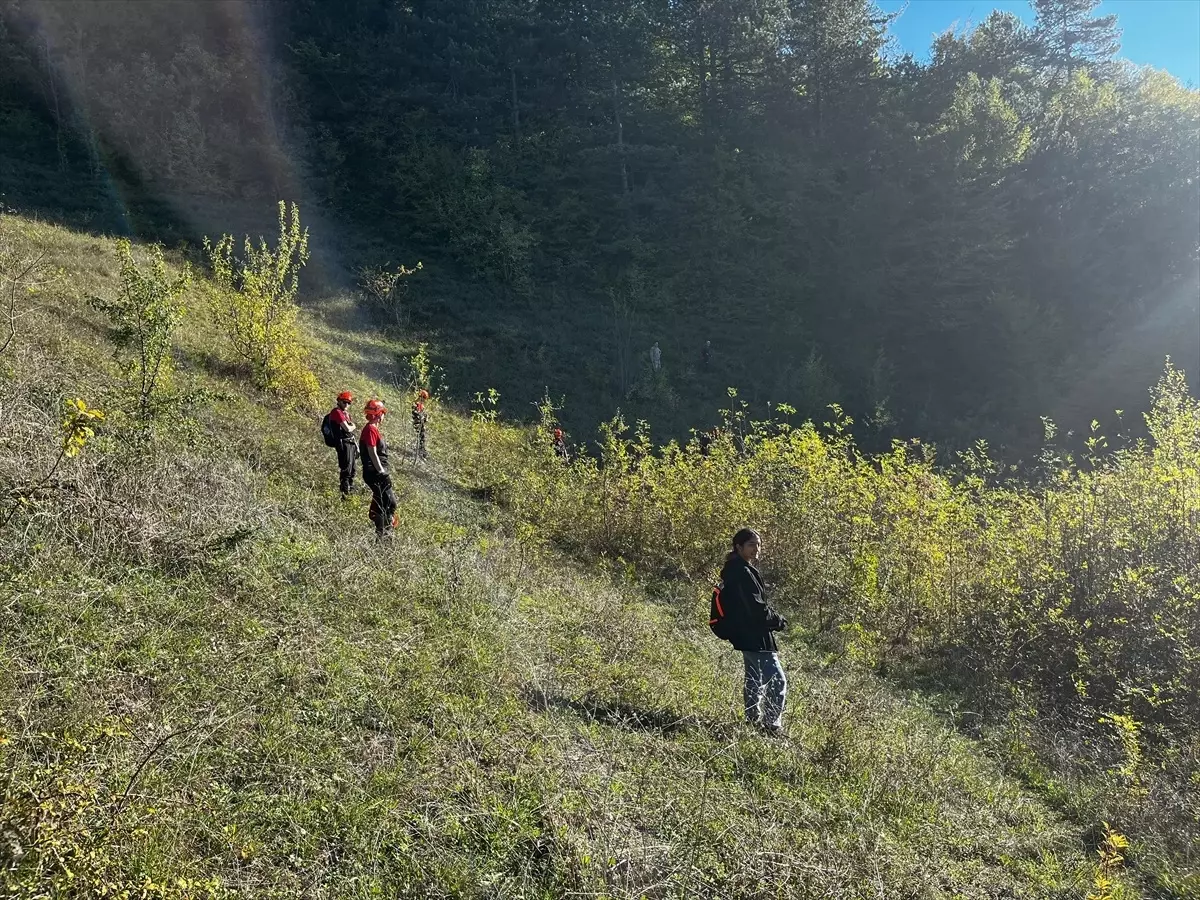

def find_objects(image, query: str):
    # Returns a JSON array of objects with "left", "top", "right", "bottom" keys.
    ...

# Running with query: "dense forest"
[{"left": 0, "top": 0, "right": 1197, "bottom": 449}]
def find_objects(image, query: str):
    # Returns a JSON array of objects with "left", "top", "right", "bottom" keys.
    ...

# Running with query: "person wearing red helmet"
[
  {"left": 360, "top": 399, "right": 397, "bottom": 537},
  {"left": 323, "top": 390, "right": 358, "bottom": 498},
  {"left": 552, "top": 427, "right": 570, "bottom": 462},
  {"left": 411, "top": 389, "right": 430, "bottom": 460}
]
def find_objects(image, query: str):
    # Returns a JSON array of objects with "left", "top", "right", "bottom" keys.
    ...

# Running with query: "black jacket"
[{"left": 719, "top": 555, "right": 786, "bottom": 652}]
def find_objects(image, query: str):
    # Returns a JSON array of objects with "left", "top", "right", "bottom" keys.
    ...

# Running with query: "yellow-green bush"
[
  {"left": 487, "top": 365, "right": 1199, "bottom": 886},
  {"left": 0, "top": 722, "right": 226, "bottom": 899},
  {"left": 502, "top": 367, "right": 1199, "bottom": 736},
  {"left": 204, "top": 202, "right": 319, "bottom": 408}
]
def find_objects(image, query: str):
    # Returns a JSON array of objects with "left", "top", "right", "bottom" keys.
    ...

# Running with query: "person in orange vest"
[
  {"left": 360, "top": 399, "right": 397, "bottom": 537},
  {"left": 411, "top": 389, "right": 430, "bottom": 459}
]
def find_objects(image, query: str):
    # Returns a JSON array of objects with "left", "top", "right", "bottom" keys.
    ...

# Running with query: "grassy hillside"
[{"left": 0, "top": 215, "right": 1149, "bottom": 898}]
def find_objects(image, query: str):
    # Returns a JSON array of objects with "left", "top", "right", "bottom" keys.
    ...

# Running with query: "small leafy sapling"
[{"left": 90, "top": 239, "right": 191, "bottom": 434}]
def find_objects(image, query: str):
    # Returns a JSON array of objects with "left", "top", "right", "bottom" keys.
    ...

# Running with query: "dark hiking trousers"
[
  {"left": 337, "top": 439, "right": 357, "bottom": 496},
  {"left": 365, "top": 472, "right": 397, "bottom": 535}
]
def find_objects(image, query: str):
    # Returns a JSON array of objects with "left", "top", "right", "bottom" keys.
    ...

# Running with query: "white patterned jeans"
[{"left": 742, "top": 651, "right": 787, "bottom": 728}]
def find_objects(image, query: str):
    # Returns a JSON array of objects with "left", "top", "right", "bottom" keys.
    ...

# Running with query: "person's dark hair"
[{"left": 726, "top": 528, "right": 761, "bottom": 563}]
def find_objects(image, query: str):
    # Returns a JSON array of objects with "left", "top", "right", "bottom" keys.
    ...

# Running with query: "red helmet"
[
  {"left": 363, "top": 399, "right": 387, "bottom": 419},
  {"left": 418, "top": 389, "right": 430, "bottom": 400},
  {"left": 337, "top": 391, "right": 354, "bottom": 403},
  {"left": 553, "top": 428, "right": 563, "bottom": 439}
]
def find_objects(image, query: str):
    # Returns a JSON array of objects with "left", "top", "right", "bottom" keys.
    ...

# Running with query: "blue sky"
[{"left": 877, "top": 0, "right": 1200, "bottom": 84}]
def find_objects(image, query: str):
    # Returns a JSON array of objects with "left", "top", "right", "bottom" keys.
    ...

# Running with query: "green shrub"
[
  {"left": 90, "top": 239, "right": 191, "bottom": 437},
  {"left": 402, "top": 341, "right": 443, "bottom": 396},
  {"left": 204, "top": 202, "right": 319, "bottom": 407},
  {"left": 0, "top": 722, "right": 228, "bottom": 899},
  {"left": 0, "top": 397, "right": 105, "bottom": 530},
  {"left": 466, "top": 388, "right": 520, "bottom": 497},
  {"left": 357, "top": 259, "right": 422, "bottom": 328}
]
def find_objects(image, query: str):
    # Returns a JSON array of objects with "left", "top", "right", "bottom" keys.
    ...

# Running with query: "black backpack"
[
  {"left": 709, "top": 581, "right": 732, "bottom": 641},
  {"left": 320, "top": 412, "right": 339, "bottom": 448}
]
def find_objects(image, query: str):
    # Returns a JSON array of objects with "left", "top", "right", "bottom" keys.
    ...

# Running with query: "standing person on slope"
[
  {"left": 360, "top": 399, "right": 398, "bottom": 538},
  {"left": 552, "top": 428, "right": 571, "bottom": 463},
  {"left": 326, "top": 391, "right": 358, "bottom": 499},
  {"left": 718, "top": 528, "right": 788, "bottom": 735},
  {"left": 411, "top": 389, "right": 430, "bottom": 460}
]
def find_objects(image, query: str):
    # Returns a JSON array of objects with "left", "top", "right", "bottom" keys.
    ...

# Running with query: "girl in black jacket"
[{"left": 719, "top": 528, "right": 788, "bottom": 734}]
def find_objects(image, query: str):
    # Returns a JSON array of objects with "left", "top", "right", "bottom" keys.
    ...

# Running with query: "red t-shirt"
[
  {"left": 329, "top": 407, "right": 350, "bottom": 428},
  {"left": 360, "top": 421, "right": 389, "bottom": 474}
]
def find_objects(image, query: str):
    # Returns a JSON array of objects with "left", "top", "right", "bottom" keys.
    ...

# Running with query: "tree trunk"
[
  {"left": 41, "top": 34, "right": 67, "bottom": 171},
  {"left": 612, "top": 79, "right": 628, "bottom": 196},
  {"left": 511, "top": 67, "right": 520, "bottom": 149}
]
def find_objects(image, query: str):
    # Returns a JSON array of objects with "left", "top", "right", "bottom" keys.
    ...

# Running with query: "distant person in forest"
[
  {"left": 552, "top": 427, "right": 570, "bottom": 462},
  {"left": 322, "top": 391, "right": 358, "bottom": 499},
  {"left": 650, "top": 341, "right": 662, "bottom": 372},
  {"left": 702, "top": 340, "right": 711, "bottom": 368},
  {"left": 360, "top": 399, "right": 398, "bottom": 538},
  {"left": 411, "top": 389, "right": 429, "bottom": 459},
  {"left": 715, "top": 528, "right": 788, "bottom": 735}
]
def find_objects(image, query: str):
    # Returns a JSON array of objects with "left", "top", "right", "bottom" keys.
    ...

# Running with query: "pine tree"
[{"left": 1032, "top": 0, "right": 1121, "bottom": 78}]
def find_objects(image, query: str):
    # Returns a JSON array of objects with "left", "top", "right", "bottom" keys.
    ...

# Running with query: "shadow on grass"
[
  {"left": 522, "top": 685, "right": 739, "bottom": 741},
  {"left": 401, "top": 463, "right": 498, "bottom": 505},
  {"left": 40, "top": 298, "right": 114, "bottom": 344},
  {"left": 183, "top": 348, "right": 254, "bottom": 384}
]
